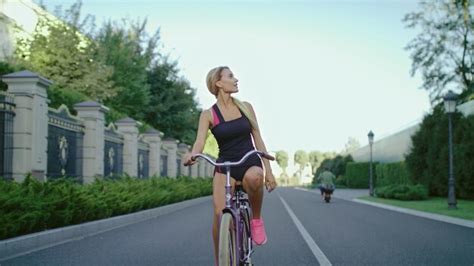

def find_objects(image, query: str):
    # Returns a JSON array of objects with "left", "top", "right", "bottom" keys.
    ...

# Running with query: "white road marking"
[{"left": 278, "top": 192, "right": 332, "bottom": 266}]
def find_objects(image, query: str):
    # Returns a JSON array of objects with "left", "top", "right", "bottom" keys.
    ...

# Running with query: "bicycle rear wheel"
[{"left": 219, "top": 213, "right": 237, "bottom": 266}]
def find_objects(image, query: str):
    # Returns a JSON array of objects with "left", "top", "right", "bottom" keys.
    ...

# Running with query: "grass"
[{"left": 358, "top": 196, "right": 474, "bottom": 221}]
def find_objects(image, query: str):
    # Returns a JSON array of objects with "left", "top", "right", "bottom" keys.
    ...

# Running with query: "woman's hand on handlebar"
[
  {"left": 183, "top": 153, "right": 197, "bottom": 166},
  {"left": 265, "top": 172, "right": 278, "bottom": 193}
]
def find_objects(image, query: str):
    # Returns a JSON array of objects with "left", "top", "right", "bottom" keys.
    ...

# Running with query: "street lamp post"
[
  {"left": 443, "top": 90, "right": 458, "bottom": 209},
  {"left": 368, "top": 130, "right": 374, "bottom": 197}
]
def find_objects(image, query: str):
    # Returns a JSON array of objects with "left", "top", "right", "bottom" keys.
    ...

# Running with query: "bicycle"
[
  {"left": 321, "top": 186, "right": 334, "bottom": 203},
  {"left": 185, "top": 150, "right": 275, "bottom": 266}
]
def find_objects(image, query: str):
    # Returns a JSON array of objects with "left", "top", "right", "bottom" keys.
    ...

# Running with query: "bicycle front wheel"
[
  {"left": 240, "top": 206, "right": 252, "bottom": 264},
  {"left": 219, "top": 213, "right": 237, "bottom": 266}
]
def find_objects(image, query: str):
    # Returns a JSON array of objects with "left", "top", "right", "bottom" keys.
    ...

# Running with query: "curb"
[
  {"left": 353, "top": 198, "right": 474, "bottom": 229},
  {"left": 0, "top": 196, "right": 211, "bottom": 261}
]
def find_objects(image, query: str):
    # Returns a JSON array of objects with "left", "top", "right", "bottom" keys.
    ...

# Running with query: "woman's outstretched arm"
[
  {"left": 185, "top": 109, "right": 211, "bottom": 165},
  {"left": 244, "top": 102, "right": 277, "bottom": 192}
]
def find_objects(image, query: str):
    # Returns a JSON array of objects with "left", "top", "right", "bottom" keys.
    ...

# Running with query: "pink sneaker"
[{"left": 250, "top": 218, "right": 267, "bottom": 245}]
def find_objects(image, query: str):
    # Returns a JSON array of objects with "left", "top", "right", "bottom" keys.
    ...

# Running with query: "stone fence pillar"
[
  {"left": 198, "top": 159, "right": 206, "bottom": 178},
  {"left": 2, "top": 71, "right": 50, "bottom": 182},
  {"left": 177, "top": 143, "right": 190, "bottom": 176},
  {"left": 74, "top": 101, "right": 108, "bottom": 184},
  {"left": 116, "top": 117, "right": 140, "bottom": 177},
  {"left": 162, "top": 138, "right": 178, "bottom": 178},
  {"left": 206, "top": 159, "right": 213, "bottom": 178},
  {"left": 191, "top": 162, "right": 199, "bottom": 178},
  {"left": 142, "top": 128, "right": 163, "bottom": 178}
]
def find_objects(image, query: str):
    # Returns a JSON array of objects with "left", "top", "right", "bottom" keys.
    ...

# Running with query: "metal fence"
[
  {"left": 104, "top": 126, "right": 124, "bottom": 178},
  {"left": 160, "top": 154, "right": 167, "bottom": 177},
  {"left": 138, "top": 139, "right": 149, "bottom": 178},
  {"left": 47, "top": 106, "right": 84, "bottom": 180},
  {"left": 0, "top": 92, "right": 15, "bottom": 180},
  {"left": 176, "top": 158, "right": 182, "bottom": 176}
]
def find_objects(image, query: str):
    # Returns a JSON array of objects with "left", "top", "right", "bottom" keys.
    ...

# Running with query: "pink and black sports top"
[{"left": 210, "top": 104, "right": 262, "bottom": 180}]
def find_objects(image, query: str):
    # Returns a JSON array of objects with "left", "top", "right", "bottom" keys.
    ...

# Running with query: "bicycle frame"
[{"left": 222, "top": 165, "right": 248, "bottom": 264}]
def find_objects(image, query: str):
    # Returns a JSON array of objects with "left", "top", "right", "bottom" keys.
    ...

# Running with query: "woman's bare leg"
[{"left": 242, "top": 166, "right": 264, "bottom": 219}]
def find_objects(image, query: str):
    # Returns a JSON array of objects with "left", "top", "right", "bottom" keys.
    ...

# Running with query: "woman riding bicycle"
[{"left": 184, "top": 66, "right": 277, "bottom": 264}]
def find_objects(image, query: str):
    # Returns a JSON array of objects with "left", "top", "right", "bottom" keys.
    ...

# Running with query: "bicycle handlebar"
[{"left": 184, "top": 150, "right": 275, "bottom": 167}]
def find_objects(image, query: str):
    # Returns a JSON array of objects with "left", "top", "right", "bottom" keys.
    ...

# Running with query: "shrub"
[
  {"left": 375, "top": 184, "right": 429, "bottom": 201},
  {"left": 334, "top": 175, "right": 347, "bottom": 188},
  {"left": 0, "top": 175, "right": 212, "bottom": 240},
  {"left": 345, "top": 162, "right": 378, "bottom": 188},
  {"left": 375, "top": 162, "right": 411, "bottom": 188}
]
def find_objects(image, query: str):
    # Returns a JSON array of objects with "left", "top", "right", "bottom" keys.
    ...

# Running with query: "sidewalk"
[
  {"left": 298, "top": 188, "right": 474, "bottom": 229},
  {"left": 295, "top": 187, "right": 368, "bottom": 200}
]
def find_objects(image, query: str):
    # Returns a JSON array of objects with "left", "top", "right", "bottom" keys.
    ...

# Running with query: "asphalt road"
[{"left": 2, "top": 187, "right": 473, "bottom": 266}]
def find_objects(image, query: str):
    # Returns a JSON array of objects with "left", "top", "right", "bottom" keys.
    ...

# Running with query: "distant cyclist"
[
  {"left": 317, "top": 167, "right": 336, "bottom": 198},
  {"left": 184, "top": 66, "right": 277, "bottom": 265}
]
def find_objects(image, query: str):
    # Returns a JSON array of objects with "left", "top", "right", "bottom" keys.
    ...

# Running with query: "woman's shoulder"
[
  {"left": 202, "top": 107, "right": 211, "bottom": 114},
  {"left": 201, "top": 106, "right": 215, "bottom": 121}
]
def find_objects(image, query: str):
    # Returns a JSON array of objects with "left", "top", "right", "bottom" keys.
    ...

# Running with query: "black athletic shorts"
[{"left": 214, "top": 154, "right": 263, "bottom": 181}]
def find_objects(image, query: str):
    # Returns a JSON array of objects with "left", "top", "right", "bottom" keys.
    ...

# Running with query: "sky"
[{"left": 38, "top": 0, "right": 432, "bottom": 159}]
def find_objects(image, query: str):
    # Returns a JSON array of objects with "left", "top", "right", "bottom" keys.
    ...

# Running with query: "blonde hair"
[{"left": 206, "top": 66, "right": 258, "bottom": 130}]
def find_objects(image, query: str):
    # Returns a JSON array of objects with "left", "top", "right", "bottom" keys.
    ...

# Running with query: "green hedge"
[
  {"left": 375, "top": 162, "right": 411, "bottom": 188},
  {"left": 345, "top": 162, "right": 378, "bottom": 188},
  {"left": 406, "top": 104, "right": 474, "bottom": 199},
  {"left": 375, "top": 184, "right": 429, "bottom": 201},
  {"left": 334, "top": 176, "right": 347, "bottom": 188},
  {"left": 0, "top": 175, "right": 212, "bottom": 240}
]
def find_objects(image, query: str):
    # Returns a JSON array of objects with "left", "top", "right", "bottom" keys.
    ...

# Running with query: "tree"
[
  {"left": 0, "top": 62, "right": 18, "bottom": 91},
  {"left": 294, "top": 150, "right": 309, "bottom": 178},
  {"left": 403, "top": 0, "right": 474, "bottom": 102},
  {"left": 405, "top": 104, "right": 474, "bottom": 199},
  {"left": 275, "top": 150, "right": 289, "bottom": 185},
  {"left": 342, "top": 137, "right": 361, "bottom": 155},
  {"left": 145, "top": 60, "right": 200, "bottom": 144},
  {"left": 95, "top": 18, "right": 159, "bottom": 120},
  {"left": 15, "top": 12, "right": 116, "bottom": 107},
  {"left": 308, "top": 150, "right": 323, "bottom": 175},
  {"left": 313, "top": 154, "right": 353, "bottom": 185}
]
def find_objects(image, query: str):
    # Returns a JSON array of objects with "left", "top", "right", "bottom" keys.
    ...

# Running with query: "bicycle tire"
[
  {"left": 324, "top": 195, "right": 331, "bottom": 203},
  {"left": 240, "top": 206, "right": 252, "bottom": 265},
  {"left": 219, "top": 213, "right": 237, "bottom": 266}
]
